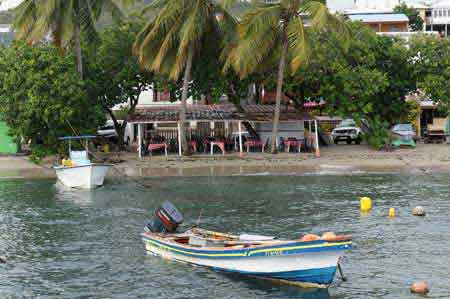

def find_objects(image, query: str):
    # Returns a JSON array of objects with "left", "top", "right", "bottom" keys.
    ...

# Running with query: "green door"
[{"left": 0, "top": 121, "right": 18, "bottom": 154}]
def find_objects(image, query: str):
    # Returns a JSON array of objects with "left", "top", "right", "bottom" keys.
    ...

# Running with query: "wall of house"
[
  {"left": 253, "top": 122, "right": 305, "bottom": 143},
  {"left": 368, "top": 22, "right": 409, "bottom": 32}
]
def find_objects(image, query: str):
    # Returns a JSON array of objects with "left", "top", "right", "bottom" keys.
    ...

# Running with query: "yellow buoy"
[
  {"left": 360, "top": 197, "right": 372, "bottom": 212},
  {"left": 389, "top": 208, "right": 396, "bottom": 217}
]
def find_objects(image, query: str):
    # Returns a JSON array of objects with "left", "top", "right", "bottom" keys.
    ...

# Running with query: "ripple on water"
[{"left": 0, "top": 175, "right": 449, "bottom": 299}]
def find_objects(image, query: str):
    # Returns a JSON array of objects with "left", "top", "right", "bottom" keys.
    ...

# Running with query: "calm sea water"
[{"left": 0, "top": 174, "right": 449, "bottom": 299}]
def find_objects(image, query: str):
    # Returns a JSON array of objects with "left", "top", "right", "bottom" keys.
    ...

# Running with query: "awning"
[{"left": 128, "top": 104, "right": 313, "bottom": 123}]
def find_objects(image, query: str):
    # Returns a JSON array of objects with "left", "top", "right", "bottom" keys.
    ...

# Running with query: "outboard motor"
[{"left": 147, "top": 201, "right": 183, "bottom": 233}]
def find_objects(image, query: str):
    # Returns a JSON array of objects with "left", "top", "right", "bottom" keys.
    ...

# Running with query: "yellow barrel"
[
  {"left": 360, "top": 197, "right": 372, "bottom": 212},
  {"left": 389, "top": 208, "right": 396, "bottom": 217}
]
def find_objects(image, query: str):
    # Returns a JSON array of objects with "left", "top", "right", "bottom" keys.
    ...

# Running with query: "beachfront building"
[
  {"left": 425, "top": 0, "right": 450, "bottom": 36},
  {"left": 346, "top": 11, "right": 410, "bottom": 32},
  {"left": 0, "top": 24, "right": 19, "bottom": 154},
  {"left": 0, "top": 24, "right": 13, "bottom": 45},
  {"left": 128, "top": 104, "right": 320, "bottom": 158}
]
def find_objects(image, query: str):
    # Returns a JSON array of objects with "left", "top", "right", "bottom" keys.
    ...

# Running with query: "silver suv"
[{"left": 331, "top": 119, "right": 363, "bottom": 145}]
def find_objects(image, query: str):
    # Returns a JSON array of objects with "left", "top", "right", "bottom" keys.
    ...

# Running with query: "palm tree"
[
  {"left": 134, "top": 0, "right": 235, "bottom": 155},
  {"left": 226, "top": 0, "right": 348, "bottom": 153},
  {"left": 13, "top": 0, "right": 127, "bottom": 78}
]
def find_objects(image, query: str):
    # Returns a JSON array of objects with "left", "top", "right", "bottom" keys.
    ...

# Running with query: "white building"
[{"left": 426, "top": 0, "right": 450, "bottom": 35}]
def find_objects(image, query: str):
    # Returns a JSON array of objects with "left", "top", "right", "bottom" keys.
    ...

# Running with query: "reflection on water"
[{"left": 1, "top": 174, "right": 450, "bottom": 299}]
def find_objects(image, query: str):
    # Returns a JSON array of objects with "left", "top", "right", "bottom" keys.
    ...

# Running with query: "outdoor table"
[
  {"left": 284, "top": 140, "right": 301, "bottom": 153},
  {"left": 148, "top": 143, "right": 168, "bottom": 156},
  {"left": 210, "top": 141, "right": 225, "bottom": 155},
  {"left": 245, "top": 140, "right": 265, "bottom": 152}
]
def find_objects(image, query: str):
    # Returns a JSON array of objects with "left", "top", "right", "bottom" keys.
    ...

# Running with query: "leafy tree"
[
  {"left": 394, "top": 3, "right": 424, "bottom": 32},
  {"left": 12, "top": 0, "right": 129, "bottom": 78},
  {"left": 225, "top": 0, "right": 348, "bottom": 153},
  {"left": 0, "top": 41, "right": 104, "bottom": 159},
  {"left": 409, "top": 35, "right": 450, "bottom": 114},
  {"left": 288, "top": 23, "right": 416, "bottom": 148},
  {"left": 84, "top": 20, "right": 159, "bottom": 148},
  {"left": 134, "top": 0, "right": 235, "bottom": 155}
]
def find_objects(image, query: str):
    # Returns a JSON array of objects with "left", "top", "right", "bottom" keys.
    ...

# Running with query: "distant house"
[
  {"left": 0, "top": 24, "right": 13, "bottom": 46},
  {"left": 346, "top": 11, "right": 410, "bottom": 32}
]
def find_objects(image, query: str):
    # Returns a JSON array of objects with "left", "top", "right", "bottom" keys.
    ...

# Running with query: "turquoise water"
[{"left": 0, "top": 174, "right": 449, "bottom": 299}]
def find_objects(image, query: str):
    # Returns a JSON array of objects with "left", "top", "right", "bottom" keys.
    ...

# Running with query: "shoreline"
[{"left": 1, "top": 144, "right": 450, "bottom": 179}]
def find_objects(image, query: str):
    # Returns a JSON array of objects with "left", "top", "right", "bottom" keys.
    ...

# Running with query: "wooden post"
[
  {"left": 177, "top": 122, "right": 182, "bottom": 156},
  {"left": 138, "top": 124, "right": 142, "bottom": 159},
  {"left": 238, "top": 121, "right": 243, "bottom": 156},
  {"left": 210, "top": 121, "right": 215, "bottom": 137},
  {"left": 314, "top": 119, "right": 320, "bottom": 158}
]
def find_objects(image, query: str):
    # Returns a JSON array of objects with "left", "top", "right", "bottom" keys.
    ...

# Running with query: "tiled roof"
[{"left": 128, "top": 104, "right": 312, "bottom": 123}]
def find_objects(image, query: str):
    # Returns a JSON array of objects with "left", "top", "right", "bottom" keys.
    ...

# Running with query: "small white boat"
[
  {"left": 142, "top": 227, "right": 352, "bottom": 288},
  {"left": 53, "top": 136, "right": 112, "bottom": 189}
]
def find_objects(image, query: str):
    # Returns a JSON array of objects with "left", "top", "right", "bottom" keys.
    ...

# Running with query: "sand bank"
[{"left": 1, "top": 144, "right": 450, "bottom": 179}]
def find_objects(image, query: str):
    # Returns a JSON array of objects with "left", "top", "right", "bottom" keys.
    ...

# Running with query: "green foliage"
[
  {"left": 281, "top": 23, "right": 415, "bottom": 148},
  {"left": 394, "top": 3, "right": 424, "bottom": 32},
  {"left": 409, "top": 35, "right": 450, "bottom": 116},
  {"left": 0, "top": 41, "right": 105, "bottom": 158},
  {"left": 85, "top": 19, "right": 160, "bottom": 147},
  {"left": 365, "top": 117, "right": 390, "bottom": 150}
]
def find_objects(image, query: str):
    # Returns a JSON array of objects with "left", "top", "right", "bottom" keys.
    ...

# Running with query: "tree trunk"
[
  {"left": 270, "top": 31, "right": 289, "bottom": 154},
  {"left": 179, "top": 46, "right": 194, "bottom": 155},
  {"left": 74, "top": 20, "right": 83, "bottom": 78}
]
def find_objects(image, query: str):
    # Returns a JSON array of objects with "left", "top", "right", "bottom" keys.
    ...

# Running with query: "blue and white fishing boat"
[{"left": 142, "top": 202, "right": 352, "bottom": 288}]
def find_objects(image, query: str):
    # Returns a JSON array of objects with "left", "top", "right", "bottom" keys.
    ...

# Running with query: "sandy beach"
[{"left": 1, "top": 144, "right": 450, "bottom": 178}]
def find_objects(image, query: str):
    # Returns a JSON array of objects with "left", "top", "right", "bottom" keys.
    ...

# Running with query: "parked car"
[
  {"left": 391, "top": 123, "right": 417, "bottom": 148},
  {"left": 331, "top": 119, "right": 363, "bottom": 145},
  {"left": 97, "top": 120, "right": 132, "bottom": 145},
  {"left": 391, "top": 123, "right": 417, "bottom": 140}
]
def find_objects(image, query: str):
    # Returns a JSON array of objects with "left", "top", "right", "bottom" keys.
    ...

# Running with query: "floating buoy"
[
  {"left": 321, "top": 232, "right": 337, "bottom": 241},
  {"left": 360, "top": 197, "right": 372, "bottom": 212},
  {"left": 410, "top": 281, "right": 429, "bottom": 294},
  {"left": 389, "top": 208, "right": 396, "bottom": 217},
  {"left": 0, "top": 255, "right": 6, "bottom": 263},
  {"left": 412, "top": 206, "right": 426, "bottom": 217},
  {"left": 300, "top": 234, "right": 320, "bottom": 242}
]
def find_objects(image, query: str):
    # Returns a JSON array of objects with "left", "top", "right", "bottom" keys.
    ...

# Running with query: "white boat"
[
  {"left": 142, "top": 228, "right": 352, "bottom": 288},
  {"left": 53, "top": 136, "right": 112, "bottom": 189},
  {"left": 54, "top": 163, "right": 111, "bottom": 189}
]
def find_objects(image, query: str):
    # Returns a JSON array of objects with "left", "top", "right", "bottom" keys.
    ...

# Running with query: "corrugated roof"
[
  {"left": 348, "top": 13, "right": 409, "bottom": 23},
  {"left": 128, "top": 104, "right": 312, "bottom": 123}
]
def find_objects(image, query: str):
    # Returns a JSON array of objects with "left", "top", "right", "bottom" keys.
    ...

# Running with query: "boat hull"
[
  {"left": 54, "top": 164, "right": 111, "bottom": 189},
  {"left": 142, "top": 234, "right": 351, "bottom": 288}
]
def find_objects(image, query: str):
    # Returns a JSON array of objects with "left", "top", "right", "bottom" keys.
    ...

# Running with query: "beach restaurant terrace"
[{"left": 128, "top": 104, "right": 320, "bottom": 158}]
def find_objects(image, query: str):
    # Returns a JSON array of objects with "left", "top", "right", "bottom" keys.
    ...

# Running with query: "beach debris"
[
  {"left": 360, "top": 197, "right": 372, "bottom": 212},
  {"left": 412, "top": 206, "right": 426, "bottom": 217},
  {"left": 410, "top": 281, "right": 429, "bottom": 295},
  {"left": 300, "top": 234, "right": 320, "bottom": 242},
  {"left": 0, "top": 255, "right": 6, "bottom": 263},
  {"left": 321, "top": 232, "right": 337, "bottom": 241},
  {"left": 389, "top": 208, "right": 396, "bottom": 217}
]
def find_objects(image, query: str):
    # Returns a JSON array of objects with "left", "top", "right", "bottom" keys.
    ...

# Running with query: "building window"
[{"left": 439, "top": 9, "right": 442, "bottom": 17}]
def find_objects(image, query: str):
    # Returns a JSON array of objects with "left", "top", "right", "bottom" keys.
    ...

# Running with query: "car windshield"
[
  {"left": 393, "top": 124, "right": 412, "bottom": 131},
  {"left": 338, "top": 120, "right": 356, "bottom": 127}
]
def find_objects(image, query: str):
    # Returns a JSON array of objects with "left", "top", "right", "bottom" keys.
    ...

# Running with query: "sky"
[{"left": 0, "top": 0, "right": 20, "bottom": 11}]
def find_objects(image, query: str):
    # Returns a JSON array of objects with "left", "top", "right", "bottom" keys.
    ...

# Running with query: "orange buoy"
[
  {"left": 410, "top": 281, "right": 429, "bottom": 295},
  {"left": 300, "top": 234, "right": 320, "bottom": 242},
  {"left": 321, "top": 232, "right": 337, "bottom": 241}
]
